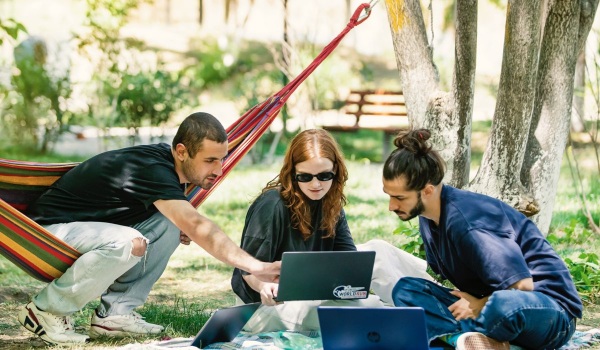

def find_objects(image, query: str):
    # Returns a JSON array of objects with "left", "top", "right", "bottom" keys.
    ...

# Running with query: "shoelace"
[
  {"left": 63, "top": 316, "right": 74, "bottom": 331},
  {"left": 129, "top": 312, "right": 161, "bottom": 329},
  {"left": 44, "top": 313, "right": 70, "bottom": 332}
]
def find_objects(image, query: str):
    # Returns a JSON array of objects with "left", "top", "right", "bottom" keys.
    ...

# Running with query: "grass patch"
[{"left": 139, "top": 299, "right": 215, "bottom": 337}]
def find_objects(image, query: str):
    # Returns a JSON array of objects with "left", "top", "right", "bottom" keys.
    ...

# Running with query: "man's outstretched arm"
[{"left": 155, "top": 199, "right": 281, "bottom": 282}]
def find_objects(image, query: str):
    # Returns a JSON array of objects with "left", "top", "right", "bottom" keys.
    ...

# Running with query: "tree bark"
[
  {"left": 385, "top": 0, "right": 478, "bottom": 188},
  {"left": 469, "top": 0, "right": 542, "bottom": 215},
  {"left": 522, "top": 0, "right": 599, "bottom": 233},
  {"left": 572, "top": 48, "right": 586, "bottom": 132},
  {"left": 384, "top": 0, "right": 598, "bottom": 235},
  {"left": 383, "top": 0, "right": 438, "bottom": 126},
  {"left": 449, "top": 0, "right": 477, "bottom": 188}
]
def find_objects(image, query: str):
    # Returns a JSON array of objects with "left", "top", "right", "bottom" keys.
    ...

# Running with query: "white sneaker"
[
  {"left": 456, "top": 332, "right": 510, "bottom": 350},
  {"left": 89, "top": 311, "right": 164, "bottom": 338},
  {"left": 18, "top": 302, "right": 90, "bottom": 345}
]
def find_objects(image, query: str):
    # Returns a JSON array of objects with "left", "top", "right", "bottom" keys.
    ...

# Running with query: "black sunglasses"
[{"left": 294, "top": 171, "right": 335, "bottom": 183}]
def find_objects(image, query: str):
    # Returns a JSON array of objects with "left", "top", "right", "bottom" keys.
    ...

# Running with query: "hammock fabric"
[{"left": 0, "top": 3, "right": 373, "bottom": 283}]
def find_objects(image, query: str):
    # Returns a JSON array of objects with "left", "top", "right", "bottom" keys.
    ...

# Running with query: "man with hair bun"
[{"left": 382, "top": 129, "right": 581, "bottom": 350}]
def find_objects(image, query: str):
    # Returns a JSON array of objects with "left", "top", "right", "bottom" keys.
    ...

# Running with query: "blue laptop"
[{"left": 317, "top": 306, "right": 444, "bottom": 350}]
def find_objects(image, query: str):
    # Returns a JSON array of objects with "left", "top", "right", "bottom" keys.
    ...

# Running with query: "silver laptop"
[{"left": 274, "top": 250, "right": 375, "bottom": 302}]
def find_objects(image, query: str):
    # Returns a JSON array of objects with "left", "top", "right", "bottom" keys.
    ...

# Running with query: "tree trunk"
[
  {"left": 384, "top": 0, "right": 598, "bottom": 235},
  {"left": 469, "top": 0, "right": 542, "bottom": 215},
  {"left": 198, "top": 0, "right": 203, "bottom": 25},
  {"left": 522, "top": 0, "right": 599, "bottom": 234},
  {"left": 572, "top": 48, "right": 586, "bottom": 132},
  {"left": 383, "top": 0, "right": 438, "bottom": 126},
  {"left": 448, "top": 0, "right": 477, "bottom": 188},
  {"left": 422, "top": 0, "right": 477, "bottom": 189}
]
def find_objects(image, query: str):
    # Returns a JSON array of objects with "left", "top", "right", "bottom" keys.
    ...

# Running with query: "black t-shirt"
[
  {"left": 27, "top": 143, "right": 187, "bottom": 226},
  {"left": 231, "top": 189, "right": 356, "bottom": 303}
]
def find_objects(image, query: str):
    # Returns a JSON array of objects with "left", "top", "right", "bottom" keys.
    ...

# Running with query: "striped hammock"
[{"left": 0, "top": 3, "right": 373, "bottom": 282}]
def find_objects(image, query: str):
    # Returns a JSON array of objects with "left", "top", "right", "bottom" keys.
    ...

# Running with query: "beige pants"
[{"left": 241, "top": 239, "right": 433, "bottom": 333}]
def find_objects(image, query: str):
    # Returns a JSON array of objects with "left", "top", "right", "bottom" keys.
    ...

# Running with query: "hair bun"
[{"left": 393, "top": 129, "right": 431, "bottom": 155}]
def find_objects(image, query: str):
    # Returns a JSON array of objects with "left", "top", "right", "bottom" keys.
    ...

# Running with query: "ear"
[
  {"left": 422, "top": 183, "right": 435, "bottom": 197},
  {"left": 174, "top": 143, "right": 188, "bottom": 161}
]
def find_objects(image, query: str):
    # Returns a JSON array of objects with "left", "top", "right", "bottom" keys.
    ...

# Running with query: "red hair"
[{"left": 264, "top": 129, "right": 348, "bottom": 239}]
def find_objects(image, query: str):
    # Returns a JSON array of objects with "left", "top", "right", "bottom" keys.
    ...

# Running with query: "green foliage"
[
  {"left": 565, "top": 253, "right": 600, "bottom": 304},
  {"left": 548, "top": 219, "right": 593, "bottom": 247},
  {"left": 112, "top": 68, "right": 193, "bottom": 139},
  {"left": 74, "top": 0, "right": 195, "bottom": 139},
  {"left": 548, "top": 218, "right": 600, "bottom": 303},
  {"left": 393, "top": 221, "right": 426, "bottom": 260},
  {"left": 186, "top": 37, "right": 246, "bottom": 90},
  {"left": 231, "top": 62, "right": 283, "bottom": 112},
  {"left": 78, "top": 0, "right": 148, "bottom": 73},
  {"left": 0, "top": 37, "right": 73, "bottom": 153},
  {"left": 331, "top": 129, "right": 384, "bottom": 162},
  {"left": 0, "top": 18, "right": 27, "bottom": 45},
  {"left": 295, "top": 43, "right": 360, "bottom": 111}
]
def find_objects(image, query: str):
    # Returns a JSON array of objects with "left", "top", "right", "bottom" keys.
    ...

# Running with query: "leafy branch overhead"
[{"left": 0, "top": 18, "right": 27, "bottom": 45}]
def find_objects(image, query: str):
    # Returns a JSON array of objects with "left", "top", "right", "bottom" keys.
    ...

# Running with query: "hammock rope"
[
  {"left": 186, "top": 2, "right": 373, "bottom": 206},
  {"left": 0, "top": 3, "right": 374, "bottom": 282}
]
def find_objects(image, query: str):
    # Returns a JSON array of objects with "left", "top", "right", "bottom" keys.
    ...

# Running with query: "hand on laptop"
[
  {"left": 259, "top": 282, "right": 280, "bottom": 305},
  {"left": 242, "top": 272, "right": 282, "bottom": 305}
]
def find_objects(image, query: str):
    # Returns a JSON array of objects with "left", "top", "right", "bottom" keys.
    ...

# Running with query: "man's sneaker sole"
[
  {"left": 89, "top": 324, "right": 163, "bottom": 338},
  {"left": 89, "top": 324, "right": 135, "bottom": 338},
  {"left": 18, "top": 303, "right": 89, "bottom": 346}
]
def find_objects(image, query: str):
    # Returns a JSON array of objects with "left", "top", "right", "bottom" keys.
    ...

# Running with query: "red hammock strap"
[
  {"left": 186, "top": 3, "right": 373, "bottom": 207},
  {"left": 277, "top": 3, "right": 372, "bottom": 103}
]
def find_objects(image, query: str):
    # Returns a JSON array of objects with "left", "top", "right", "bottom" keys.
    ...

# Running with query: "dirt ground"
[
  {"left": 0, "top": 285, "right": 46, "bottom": 350},
  {"left": 0, "top": 254, "right": 236, "bottom": 350}
]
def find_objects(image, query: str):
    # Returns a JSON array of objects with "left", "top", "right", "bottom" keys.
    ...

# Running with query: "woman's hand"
[{"left": 259, "top": 282, "right": 279, "bottom": 306}]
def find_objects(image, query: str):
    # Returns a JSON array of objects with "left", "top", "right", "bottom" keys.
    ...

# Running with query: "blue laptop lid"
[{"left": 317, "top": 306, "right": 430, "bottom": 350}]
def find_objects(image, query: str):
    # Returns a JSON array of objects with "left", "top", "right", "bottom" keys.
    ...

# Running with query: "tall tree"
[{"left": 383, "top": 0, "right": 599, "bottom": 234}]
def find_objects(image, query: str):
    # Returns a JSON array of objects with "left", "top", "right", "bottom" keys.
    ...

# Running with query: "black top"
[
  {"left": 27, "top": 143, "right": 187, "bottom": 226},
  {"left": 231, "top": 189, "right": 356, "bottom": 303}
]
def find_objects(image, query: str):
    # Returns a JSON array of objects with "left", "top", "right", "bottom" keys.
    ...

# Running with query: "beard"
[
  {"left": 398, "top": 191, "right": 425, "bottom": 221},
  {"left": 182, "top": 159, "right": 216, "bottom": 190}
]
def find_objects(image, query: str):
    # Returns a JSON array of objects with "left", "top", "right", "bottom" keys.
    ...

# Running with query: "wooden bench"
[{"left": 321, "top": 89, "right": 409, "bottom": 157}]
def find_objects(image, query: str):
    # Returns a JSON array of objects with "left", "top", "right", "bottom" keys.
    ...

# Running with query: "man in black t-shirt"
[{"left": 18, "top": 112, "right": 280, "bottom": 346}]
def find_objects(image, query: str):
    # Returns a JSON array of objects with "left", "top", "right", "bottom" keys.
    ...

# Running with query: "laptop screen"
[
  {"left": 274, "top": 250, "right": 375, "bottom": 302},
  {"left": 190, "top": 302, "right": 260, "bottom": 348}
]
